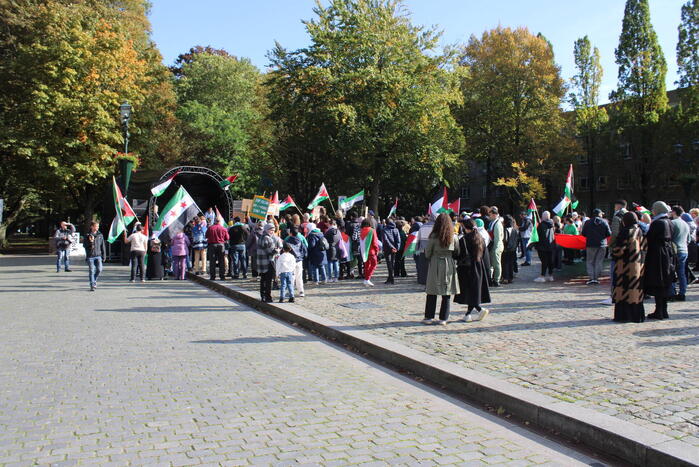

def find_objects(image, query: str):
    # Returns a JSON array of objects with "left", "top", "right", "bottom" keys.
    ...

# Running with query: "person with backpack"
[
  {"left": 324, "top": 219, "right": 342, "bottom": 283},
  {"left": 501, "top": 215, "right": 520, "bottom": 284},
  {"left": 381, "top": 219, "right": 401, "bottom": 284},
  {"left": 285, "top": 225, "right": 307, "bottom": 297},
  {"left": 54, "top": 220, "right": 75, "bottom": 272},
  {"left": 306, "top": 223, "right": 328, "bottom": 285},
  {"left": 518, "top": 211, "right": 533, "bottom": 266}
]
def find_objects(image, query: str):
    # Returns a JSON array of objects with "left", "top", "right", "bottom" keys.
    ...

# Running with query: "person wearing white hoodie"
[{"left": 275, "top": 244, "right": 297, "bottom": 303}]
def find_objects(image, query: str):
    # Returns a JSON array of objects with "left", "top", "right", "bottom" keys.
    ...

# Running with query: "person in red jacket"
[
  {"left": 360, "top": 219, "right": 379, "bottom": 287},
  {"left": 205, "top": 218, "right": 230, "bottom": 280}
]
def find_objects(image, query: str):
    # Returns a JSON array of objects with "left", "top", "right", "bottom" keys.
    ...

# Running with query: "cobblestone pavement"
[
  {"left": 232, "top": 255, "right": 699, "bottom": 447},
  {"left": 0, "top": 256, "right": 599, "bottom": 466}
]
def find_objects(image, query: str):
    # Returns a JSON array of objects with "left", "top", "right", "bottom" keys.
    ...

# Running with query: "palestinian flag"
[
  {"left": 219, "top": 174, "right": 238, "bottom": 190},
  {"left": 279, "top": 195, "right": 297, "bottom": 211},
  {"left": 267, "top": 191, "right": 280, "bottom": 216},
  {"left": 339, "top": 231, "right": 353, "bottom": 261},
  {"left": 527, "top": 199, "right": 540, "bottom": 248},
  {"left": 307, "top": 183, "right": 329, "bottom": 210},
  {"left": 142, "top": 215, "right": 149, "bottom": 237},
  {"left": 215, "top": 206, "right": 226, "bottom": 225},
  {"left": 447, "top": 198, "right": 460, "bottom": 215},
  {"left": 428, "top": 187, "right": 449, "bottom": 217},
  {"left": 151, "top": 170, "right": 179, "bottom": 197},
  {"left": 359, "top": 227, "right": 375, "bottom": 262},
  {"left": 553, "top": 165, "right": 578, "bottom": 216},
  {"left": 387, "top": 198, "right": 398, "bottom": 218},
  {"left": 154, "top": 186, "right": 200, "bottom": 242},
  {"left": 339, "top": 189, "right": 365, "bottom": 211},
  {"left": 403, "top": 231, "right": 418, "bottom": 258},
  {"left": 108, "top": 177, "right": 137, "bottom": 243},
  {"left": 635, "top": 205, "right": 651, "bottom": 216}
]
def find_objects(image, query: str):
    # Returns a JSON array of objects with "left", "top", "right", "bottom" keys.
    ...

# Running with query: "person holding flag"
[
  {"left": 123, "top": 224, "right": 148, "bottom": 283},
  {"left": 359, "top": 219, "right": 379, "bottom": 286}
]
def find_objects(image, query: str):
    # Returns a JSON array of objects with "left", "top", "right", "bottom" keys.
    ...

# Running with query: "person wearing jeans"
[
  {"left": 228, "top": 218, "right": 249, "bottom": 279},
  {"left": 275, "top": 245, "right": 297, "bottom": 302},
  {"left": 124, "top": 225, "right": 148, "bottom": 282},
  {"left": 54, "top": 221, "right": 75, "bottom": 272},
  {"left": 581, "top": 208, "right": 612, "bottom": 285},
  {"left": 518, "top": 212, "right": 533, "bottom": 265},
  {"left": 285, "top": 226, "right": 307, "bottom": 298},
  {"left": 83, "top": 221, "right": 105, "bottom": 291},
  {"left": 670, "top": 205, "right": 692, "bottom": 301},
  {"left": 381, "top": 220, "right": 401, "bottom": 284}
]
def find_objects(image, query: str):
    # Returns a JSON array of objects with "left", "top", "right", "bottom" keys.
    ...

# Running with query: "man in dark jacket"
[
  {"left": 346, "top": 213, "right": 363, "bottom": 279},
  {"left": 581, "top": 209, "right": 612, "bottom": 285},
  {"left": 228, "top": 217, "right": 249, "bottom": 279},
  {"left": 381, "top": 220, "right": 401, "bottom": 284},
  {"left": 83, "top": 221, "right": 106, "bottom": 291},
  {"left": 534, "top": 211, "right": 557, "bottom": 282},
  {"left": 54, "top": 220, "right": 75, "bottom": 272}
]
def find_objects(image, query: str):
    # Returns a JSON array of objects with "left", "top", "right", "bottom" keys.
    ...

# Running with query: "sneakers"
[
  {"left": 363, "top": 280, "right": 374, "bottom": 287},
  {"left": 586, "top": 280, "right": 599, "bottom": 285},
  {"left": 461, "top": 314, "right": 473, "bottom": 322},
  {"left": 600, "top": 297, "right": 613, "bottom": 306},
  {"left": 89, "top": 286, "right": 95, "bottom": 292},
  {"left": 129, "top": 279, "right": 134, "bottom": 283},
  {"left": 534, "top": 276, "right": 546, "bottom": 283},
  {"left": 298, "top": 292, "right": 305, "bottom": 297},
  {"left": 520, "top": 262, "right": 531, "bottom": 266},
  {"left": 289, "top": 297, "right": 295, "bottom": 303},
  {"left": 436, "top": 320, "right": 447, "bottom": 326},
  {"left": 476, "top": 308, "right": 490, "bottom": 321},
  {"left": 421, "top": 319, "right": 434, "bottom": 325},
  {"left": 546, "top": 275, "right": 554, "bottom": 282}
]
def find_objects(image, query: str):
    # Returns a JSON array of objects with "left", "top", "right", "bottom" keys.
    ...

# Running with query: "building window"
[
  {"left": 578, "top": 176, "right": 590, "bottom": 192},
  {"left": 617, "top": 174, "right": 632, "bottom": 190},
  {"left": 577, "top": 153, "right": 589, "bottom": 165},
  {"left": 620, "top": 142, "right": 632, "bottom": 160},
  {"left": 597, "top": 176, "right": 609, "bottom": 191},
  {"left": 461, "top": 186, "right": 471, "bottom": 200}
]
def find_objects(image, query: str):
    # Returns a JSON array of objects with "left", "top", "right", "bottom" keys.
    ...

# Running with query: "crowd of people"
[{"left": 55, "top": 198, "right": 698, "bottom": 324}]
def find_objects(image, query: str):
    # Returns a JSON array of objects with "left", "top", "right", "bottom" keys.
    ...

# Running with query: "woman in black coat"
[
  {"left": 534, "top": 211, "right": 556, "bottom": 282},
  {"left": 644, "top": 202, "right": 675, "bottom": 320},
  {"left": 454, "top": 218, "right": 491, "bottom": 322},
  {"left": 146, "top": 236, "right": 165, "bottom": 280}
]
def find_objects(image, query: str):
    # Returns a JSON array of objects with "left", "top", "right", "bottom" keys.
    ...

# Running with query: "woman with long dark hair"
[
  {"left": 423, "top": 213, "right": 460, "bottom": 325},
  {"left": 454, "top": 218, "right": 491, "bottom": 321}
]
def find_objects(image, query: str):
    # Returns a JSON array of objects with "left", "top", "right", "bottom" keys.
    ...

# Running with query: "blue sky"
[{"left": 150, "top": 0, "right": 686, "bottom": 103}]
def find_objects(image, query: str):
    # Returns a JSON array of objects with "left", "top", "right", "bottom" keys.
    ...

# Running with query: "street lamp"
[{"left": 119, "top": 100, "right": 132, "bottom": 154}]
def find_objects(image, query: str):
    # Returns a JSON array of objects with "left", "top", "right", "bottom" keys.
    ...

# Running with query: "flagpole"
[{"left": 327, "top": 197, "right": 337, "bottom": 216}]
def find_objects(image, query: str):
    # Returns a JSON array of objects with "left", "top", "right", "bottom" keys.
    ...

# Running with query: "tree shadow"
[
  {"left": 634, "top": 326, "right": 699, "bottom": 338},
  {"left": 407, "top": 318, "right": 618, "bottom": 335},
  {"left": 639, "top": 336, "right": 699, "bottom": 347}
]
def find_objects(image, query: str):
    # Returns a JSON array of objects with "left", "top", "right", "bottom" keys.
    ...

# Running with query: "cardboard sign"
[
  {"left": 250, "top": 196, "right": 271, "bottom": 220},
  {"left": 241, "top": 199, "right": 253, "bottom": 213}
]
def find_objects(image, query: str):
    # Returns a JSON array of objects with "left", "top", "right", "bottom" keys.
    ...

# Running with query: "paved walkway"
[
  {"left": 231, "top": 255, "right": 699, "bottom": 447},
  {"left": 0, "top": 256, "right": 599, "bottom": 466}
]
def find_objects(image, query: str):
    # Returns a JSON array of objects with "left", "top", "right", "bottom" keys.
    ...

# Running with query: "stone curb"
[{"left": 187, "top": 273, "right": 699, "bottom": 467}]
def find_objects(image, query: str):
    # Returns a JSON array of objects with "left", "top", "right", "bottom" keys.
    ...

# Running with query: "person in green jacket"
[{"left": 422, "top": 213, "right": 460, "bottom": 325}]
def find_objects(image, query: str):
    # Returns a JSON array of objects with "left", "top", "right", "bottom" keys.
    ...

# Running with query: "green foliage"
[
  {"left": 494, "top": 162, "right": 546, "bottom": 208},
  {"left": 267, "top": 0, "right": 464, "bottom": 212},
  {"left": 611, "top": 0, "right": 668, "bottom": 125},
  {"left": 174, "top": 52, "right": 266, "bottom": 196},
  {"left": 455, "top": 26, "right": 567, "bottom": 202},
  {"left": 677, "top": 0, "right": 699, "bottom": 89}
]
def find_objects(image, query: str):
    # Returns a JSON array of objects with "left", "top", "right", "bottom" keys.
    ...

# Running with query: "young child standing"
[{"left": 275, "top": 244, "right": 297, "bottom": 303}]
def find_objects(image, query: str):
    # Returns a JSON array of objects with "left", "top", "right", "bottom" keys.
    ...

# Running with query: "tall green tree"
[
  {"left": 456, "top": 26, "right": 567, "bottom": 207},
  {"left": 174, "top": 50, "right": 267, "bottom": 196},
  {"left": 610, "top": 0, "right": 668, "bottom": 203},
  {"left": 569, "top": 36, "right": 608, "bottom": 210},
  {"left": 267, "top": 0, "right": 464, "bottom": 213},
  {"left": 677, "top": 0, "right": 699, "bottom": 91},
  {"left": 0, "top": 0, "right": 160, "bottom": 242}
]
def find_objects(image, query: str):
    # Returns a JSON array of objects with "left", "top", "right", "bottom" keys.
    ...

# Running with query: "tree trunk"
[
  {"left": 0, "top": 195, "right": 29, "bottom": 248},
  {"left": 370, "top": 175, "right": 380, "bottom": 217}
]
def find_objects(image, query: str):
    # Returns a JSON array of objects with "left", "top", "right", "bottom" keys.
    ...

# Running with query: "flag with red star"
[{"left": 153, "top": 186, "right": 200, "bottom": 242}]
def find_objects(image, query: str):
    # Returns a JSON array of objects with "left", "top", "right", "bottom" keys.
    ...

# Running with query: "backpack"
[{"left": 319, "top": 236, "right": 329, "bottom": 251}]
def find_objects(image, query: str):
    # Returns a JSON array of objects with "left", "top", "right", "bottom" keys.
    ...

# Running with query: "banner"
[
  {"left": 250, "top": 195, "right": 271, "bottom": 220},
  {"left": 554, "top": 234, "right": 586, "bottom": 250}
]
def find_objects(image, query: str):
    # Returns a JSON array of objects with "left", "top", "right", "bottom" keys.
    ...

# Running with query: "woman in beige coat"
[{"left": 423, "top": 213, "right": 460, "bottom": 325}]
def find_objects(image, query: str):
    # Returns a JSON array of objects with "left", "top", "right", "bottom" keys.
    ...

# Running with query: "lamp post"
[{"left": 119, "top": 100, "right": 132, "bottom": 154}]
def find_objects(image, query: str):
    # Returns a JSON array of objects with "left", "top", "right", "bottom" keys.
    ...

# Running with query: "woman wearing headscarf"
[
  {"left": 644, "top": 202, "right": 675, "bottom": 320},
  {"left": 422, "top": 213, "right": 460, "bottom": 325},
  {"left": 454, "top": 218, "right": 490, "bottom": 322},
  {"left": 474, "top": 218, "right": 491, "bottom": 280},
  {"left": 534, "top": 211, "right": 556, "bottom": 283},
  {"left": 146, "top": 233, "right": 165, "bottom": 280},
  {"left": 170, "top": 229, "right": 190, "bottom": 280},
  {"left": 612, "top": 211, "right": 647, "bottom": 322},
  {"left": 306, "top": 223, "right": 329, "bottom": 285}
]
